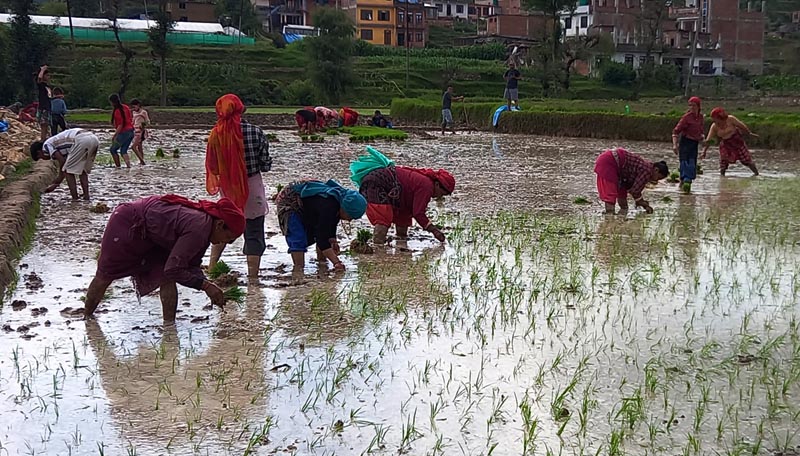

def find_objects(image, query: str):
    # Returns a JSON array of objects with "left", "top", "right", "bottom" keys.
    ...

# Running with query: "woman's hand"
[
  {"left": 332, "top": 261, "right": 346, "bottom": 272},
  {"left": 202, "top": 281, "right": 225, "bottom": 309},
  {"left": 430, "top": 227, "right": 446, "bottom": 243}
]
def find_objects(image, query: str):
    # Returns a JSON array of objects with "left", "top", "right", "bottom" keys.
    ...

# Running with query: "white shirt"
[{"left": 43, "top": 128, "right": 89, "bottom": 155}]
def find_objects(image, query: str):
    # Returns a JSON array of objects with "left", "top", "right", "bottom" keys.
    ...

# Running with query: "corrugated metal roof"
[{"left": 0, "top": 13, "right": 225, "bottom": 34}]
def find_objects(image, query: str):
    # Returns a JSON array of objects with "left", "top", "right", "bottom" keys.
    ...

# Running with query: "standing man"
[
  {"left": 29, "top": 128, "right": 100, "bottom": 200},
  {"left": 205, "top": 94, "right": 272, "bottom": 281},
  {"left": 441, "top": 86, "right": 463, "bottom": 136},
  {"left": 36, "top": 65, "right": 52, "bottom": 141},
  {"left": 503, "top": 62, "right": 521, "bottom": 110}
]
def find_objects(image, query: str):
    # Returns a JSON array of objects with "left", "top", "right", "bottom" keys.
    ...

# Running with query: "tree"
[
  {"left": 38, "top": 1, "right": 67, "bottom": 15},
  {"left": 306, "top": 7, "right": 356, "bottom": 104},
  {"left": 633, "top": 0, "right": 671, "bottom": 97},
  {"left": 523, "top": 0, "right": 577, "bottom": 95},
  {"left": 105, "top": 0, "right": 135, "bottom": 99},
  {"left": 7, "top": 0, "right": 58, "bottom": 101},
  {"left": 148, "top": 0, "right": 174, "bottom": 106},
  {"left": 215, "top": 0, "right": 261, "bottom": 36}
]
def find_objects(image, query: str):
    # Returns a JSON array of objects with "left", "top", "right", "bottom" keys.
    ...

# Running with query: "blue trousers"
[{"left": 679, "top": 137, "right": 699, "bottom": 183}]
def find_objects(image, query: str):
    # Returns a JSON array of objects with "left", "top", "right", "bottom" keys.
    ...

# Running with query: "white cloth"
[
  {"left": 43, "top": 128, "right": 88, "bottom": 155},
  {"left": 244, "top": 173, "right": 268, "bottom": 220},
  {"left": 62, "top": 133, "right": 99, "bottom": 175}
]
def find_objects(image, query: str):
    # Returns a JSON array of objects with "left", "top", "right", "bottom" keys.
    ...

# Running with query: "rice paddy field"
[{"left": 1, "top": 129, "right": 799, "bottom": 456}]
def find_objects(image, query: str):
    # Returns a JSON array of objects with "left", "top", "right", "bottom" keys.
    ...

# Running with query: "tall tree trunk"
[{"left": 160, "top": 55, "right": 167, "bottom": 106}]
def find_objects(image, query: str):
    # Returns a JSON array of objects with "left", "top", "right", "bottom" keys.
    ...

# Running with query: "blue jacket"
[{"left": 51, "top": 98, "right": 67, "bottom": 115}]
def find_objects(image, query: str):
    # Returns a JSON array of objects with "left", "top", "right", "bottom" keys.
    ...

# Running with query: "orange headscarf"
[{"left": 206, "top": 94, "right": 248, "bottom": 209}]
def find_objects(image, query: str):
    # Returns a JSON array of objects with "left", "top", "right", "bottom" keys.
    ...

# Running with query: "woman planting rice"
[
  {"left": 594, "top": 147, "right": 669, "bottom": 215},
  {"left": 83, "top": 194, "right": 245, "bottom": 322},
  {"left": 672, "top": 97, "right": 704, "bottom": 191},
  {"left": 350, "top": 147, "right": 455, "bottom": 244},
  {"left": 275, "top": 180, "right": 367, "bottom": 283},
  {"left": 702, "top": 107, "right": 760, "bottom": 176}
]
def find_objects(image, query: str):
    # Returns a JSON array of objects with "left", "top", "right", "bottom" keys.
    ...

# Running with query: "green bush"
[
  {"left": 282, "top": 79, "right": 316, "bottom": 105},
  {"left": 602, "top": 62, "right": 637, "bottom": 87}
]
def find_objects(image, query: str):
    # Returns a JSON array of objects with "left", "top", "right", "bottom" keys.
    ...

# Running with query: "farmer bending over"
[
  {"left": 594, "top": 147, "right": 669, "bottom": 215},
  {"left": 83, "top": 195, "right": 244, "bottom": 322},
  {"left": 30, "top": 128, "right": 100, "bottom": 200},
  {"left": 351, "top": 146, "right": 455, "bottom": 244},
  {"left": 275, "top": 180, "right": 367, "bottom": 284}
]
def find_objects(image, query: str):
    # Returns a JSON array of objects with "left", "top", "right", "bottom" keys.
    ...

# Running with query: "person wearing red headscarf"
[
  {"left": 672, "top": 97, "right": 705, "bottom": 191},
  {"left": 206, "top": 94, "right": 272, "bottom": 280},
  {"left": 356, "top": 165, "right": 455, "bottom": 244},
  {"left": 702, "top": 107, "right": 759, "bottom": 176},
  {"left": 83, "top": 194, "right": 245, "bottom": 322}
]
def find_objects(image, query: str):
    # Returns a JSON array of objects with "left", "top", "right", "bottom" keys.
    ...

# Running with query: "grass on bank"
[{"left": 0, "top": 159, "right": 34, "bottom": 189}]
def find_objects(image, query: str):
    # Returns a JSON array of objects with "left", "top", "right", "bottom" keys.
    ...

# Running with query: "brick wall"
[{"left": 709, "top": 0, "right": 764, "bottom": 74}]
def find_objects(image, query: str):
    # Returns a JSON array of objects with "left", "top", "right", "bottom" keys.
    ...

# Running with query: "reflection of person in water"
[
  {"left": 84, "top": 195, "right": 245, "bottom": 322},
  {"left": 84, "top": 285, "right": 270, "bottom": 452},
  {"left": 593, "top": 216, "right": 649, "bottom": 271},
  {"left": 275, "top": 180, "right": 367, "bottom": 283}
]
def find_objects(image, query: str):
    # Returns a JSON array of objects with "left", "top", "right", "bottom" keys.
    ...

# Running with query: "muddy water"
[{"left": 1, "top": 129, "right": 799, "bottom": 455}]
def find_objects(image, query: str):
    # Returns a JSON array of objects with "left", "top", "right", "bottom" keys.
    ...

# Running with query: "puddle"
[{"left": 1, "top": 130, "right": 799, "bottom": 455}]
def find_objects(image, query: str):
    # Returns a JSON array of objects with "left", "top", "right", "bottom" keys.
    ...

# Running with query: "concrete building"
[
  {"left": 432, "top": 0, "right": 470, "bottom": 20},
  {"left": 558, "top": 0, "right": 764, "bottom": 74},
  {"left": 166, "top": 0, "right": 216, "bottom": 22},
  {"left": 353, "top": 0, "right": 397, "bottom": 45},
  {"left": 254, "top": 0, "right": 313, "bottom": 32},
  {"left": 395, "top": 0, "right": 435, "bottom": 47}
]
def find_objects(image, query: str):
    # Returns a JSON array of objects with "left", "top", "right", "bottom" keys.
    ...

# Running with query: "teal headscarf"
[
  {"left": 294, "top": 179, "right": 367, "bottom": 219},
  {"left": 349, "top": 146, "right": 394, "bottom": 188}
]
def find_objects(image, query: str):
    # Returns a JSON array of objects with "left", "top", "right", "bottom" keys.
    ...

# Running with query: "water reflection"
[{"left": 84, "top": 285, "right": 271, "bottom": 453}]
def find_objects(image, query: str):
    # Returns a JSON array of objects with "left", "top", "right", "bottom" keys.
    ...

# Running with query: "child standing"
[
  {"left": 108, "top": 93, "right": 134, "bottom": 168},
  {"left": 50, "top": 87, "right": 68, "bottom": 135},
  {"left": 131, "top": 99, "right": 150, "bottom": 166}
]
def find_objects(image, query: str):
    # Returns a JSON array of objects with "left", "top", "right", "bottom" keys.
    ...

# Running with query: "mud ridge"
[{"left": 0, "top": 161, "right": 58, "bottom": 299}]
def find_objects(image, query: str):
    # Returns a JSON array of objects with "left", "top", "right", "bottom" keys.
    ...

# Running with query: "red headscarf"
[
  {"left": 402, "top": 167, "right": 456, "bottom": 194},
  {"left": 160, "top": 194, "right": 245, "bottom": 237},
  {"left": 206, "top": 94, "right": 248, "bottom": 209},
  {"left": 688, "top": 96, "right": 702, "bottom": 106},
  {"left": 710, "top": 107, "right": 728, "bottom": 120}
]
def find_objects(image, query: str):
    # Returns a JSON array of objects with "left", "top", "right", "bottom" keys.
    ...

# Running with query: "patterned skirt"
[
  {"left": 719, "top": 132, "right": 753, "bottom": 166},
  {"left": 276, "top": 182, "right": 305, "bottom": 236},
  {"left": 359, "top": 166, "right": 402, "bottom": 206}
]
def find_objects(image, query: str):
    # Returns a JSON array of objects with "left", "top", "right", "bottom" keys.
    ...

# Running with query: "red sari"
[{"left": 719, "top": 131, "right": 754, "bottom": 171}]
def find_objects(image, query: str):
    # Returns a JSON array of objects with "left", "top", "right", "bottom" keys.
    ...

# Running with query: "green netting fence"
[{"left": 54, "top": 27, "right": 255, "bottom": 46}]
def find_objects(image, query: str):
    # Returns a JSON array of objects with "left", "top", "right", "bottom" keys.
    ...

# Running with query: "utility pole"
[
  {"left": 65, "top": 0, "right": 75, "bottom": 45},
  {"left": 684, "top": 17, "right": 698, "bottom": 97},
  {"left": 238, "top": 0, "right": 244, "bottom": 44},
  {"left": 405, "top": 2, "right": 409, "bottom": 90}
]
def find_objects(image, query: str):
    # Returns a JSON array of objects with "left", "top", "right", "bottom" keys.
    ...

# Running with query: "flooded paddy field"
[{"left": 2, "top": 130, "right": 800, "bottom": 455}]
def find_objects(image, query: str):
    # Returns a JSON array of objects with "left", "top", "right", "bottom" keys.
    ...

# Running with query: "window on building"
[
  {"left": 564, "top": 17, "right": 572, "bottom": 29},
  {"left": 384, "top": 29, "right": 392, "bottom": 45},
  {"left": 483, "top": 7, "right": 489, "bottom": 15},
  {"left": 416, "top": 13, "right": 422, "bottom": 23},
  {"left": 670, "top": 38, "right": 675, "bottom": 47},
  {"left": 468, "top": 6, "right": 476, "bottom": 14},
  {"left": 179, "top": 16, "right": 188, "bottom": 21},
  {"left": 416, "top": 32, "right": 423, "bottom": 42},
  {"left": 456, "top": 4, "right": 464, "bottom": 14},
  {"left": 360, "top": 9, "right": 373, "bottom": 20},
  {"left": 378, "top": 10, "right": 390, "bottom": 21},
  {"left": 624, "top": 54, "right": 634, "bottom": 65},
  {"left": 639, "top": 55, "right": 647, "bottom": 66},
  {"left": 437, "top": 3, "right": 443, "bottom": 11},
  {"left": 398, "top": 33, "right": 405, "bottom": 45},
  {"left": 178, "top": 2, "right": 186, "bottom": 8},
  {"left": 580, "top": 16, "right": 587, "bottom": 28},
  {"left": 446, "top": 4, "right": 452, "bottom": 15},
  {"left": 361, "top": 28, "right": 373, "bottom": 40},
  {"left": 398, "top": 11, "right": 404, "bottom": 23}
]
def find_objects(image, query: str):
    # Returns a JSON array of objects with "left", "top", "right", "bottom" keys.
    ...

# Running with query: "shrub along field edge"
[{"left": 390, "top": 99, "right": 800, "bottom": 150}]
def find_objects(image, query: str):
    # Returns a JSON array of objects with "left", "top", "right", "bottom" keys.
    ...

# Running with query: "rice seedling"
[
  {"left": 223, "top": 286, "right": 246, "bottom": 304},
  {"left": 208, "top": 261, "right": 232, "bottom": 279}
]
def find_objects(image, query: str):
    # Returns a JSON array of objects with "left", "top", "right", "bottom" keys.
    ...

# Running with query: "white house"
[
  {"left": 560, "top": 4, "right": 592, "bottom": 38},
  {"left": 433, "top": 0, "right": 469, "bottom": 19}
]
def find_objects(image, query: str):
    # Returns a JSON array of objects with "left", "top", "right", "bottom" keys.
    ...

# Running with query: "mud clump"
[
  {"left": 24, "top": 272, "right": 44, "bottom": 290},
  {"left": 213, "top": 272, "right": 240, "bottom": 288},
  {"left": 90, "top": 202, "right": 110, "bottom": 213},
  {"left": 60, "top": 306, "right": 85, "bottom": 318},
  {"left": 30, "top": 307, "right": 48, "bottom": 317},
  {"left": 2, "top": 324, "right": 13, "bottom": 332},
  {"left": 10, "top": 299, "right": 27, "bottom": 311}
]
